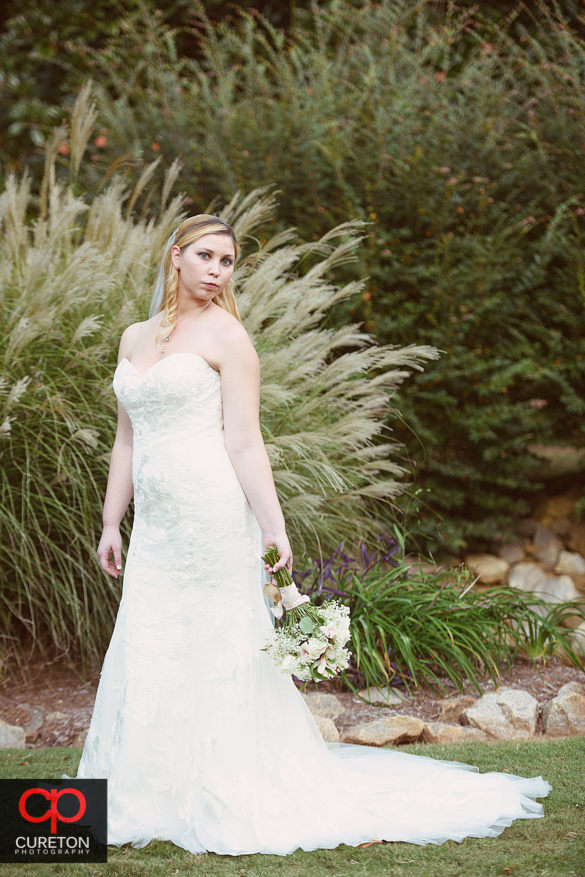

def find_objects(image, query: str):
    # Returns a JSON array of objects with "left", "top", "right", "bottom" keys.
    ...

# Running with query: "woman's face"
[{"left": 171, "top": 232, "right": 236, "bottom": 302}]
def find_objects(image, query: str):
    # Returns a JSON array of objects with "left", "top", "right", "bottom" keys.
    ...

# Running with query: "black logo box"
[{"left": 0, "top": 779, "right": 107, "bottom": 863}]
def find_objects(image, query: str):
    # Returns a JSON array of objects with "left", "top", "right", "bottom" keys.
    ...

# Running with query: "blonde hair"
[{"left": 153, "top": 215, "right": 241, "bottom": 351}]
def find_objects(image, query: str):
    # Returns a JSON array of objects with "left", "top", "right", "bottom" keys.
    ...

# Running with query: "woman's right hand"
[
  {"left": 98, "top": 525, "right": 123, "bottom": 578},
  {"left": 263, "top": 533, "right": 293, "bottom": 576}
]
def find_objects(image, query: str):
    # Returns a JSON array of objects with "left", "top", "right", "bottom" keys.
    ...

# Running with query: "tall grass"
[{"left": 0, "top": 89, "right": 438, "bottom": 678}]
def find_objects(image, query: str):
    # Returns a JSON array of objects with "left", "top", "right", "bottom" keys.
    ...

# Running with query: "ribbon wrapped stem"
[{"left": 263, "top": 546, "right": 313, "bottom": 622}]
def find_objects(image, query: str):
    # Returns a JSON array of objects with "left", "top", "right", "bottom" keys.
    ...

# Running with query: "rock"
[
  {"left": 0, "top": 721, "right": 26, "bottom": 749},
  {"left": 342, "top": 716, "right": 424, "bottom": 747},
  {"left": 528, "top": 445, "right": 585, "bottom": 478},
  {"left": 72, "top": 730, "right": 89, "bottom": 749},
  {"left": 44, "top": 710, "right": 67, "bottom": 723},
  {"left": 567, "top": 523, "right": 585, "bottom": 557},
  {"left": 12, "top": 704, "right": 45, "bottom": 743},
  {"left": 561, "top": 612, "right": 585, "bottom": 631},
  {"left": 301, "top": 693, "right": 345, "bottom": 719},
  {"left": 534, "top": 575, "right": 581, "bottom": 603},
  {"left": 534, "top": 496, "right": 576, "bottom": 526},
  {"left": 357, "top": 686, "right": 406, "bottom": 706},
  {"left": 436, "top": 695, "right": 477, "bottom": 722},
  {"left": 423, "top": 722, "right": 489, "bottom": 745},
  {"left": 515, "top": 519, "right": 538, "bottom": 538},
  {"left": 464, "top": 553, "right": 510, "bottom": 585},
  {"left": 570, "top": 622, "right": 585, "bottom": 658},
  {"left": 460, "top": 688, "right": 539, "bottom": 740},
  {"left": 436, "top": 555, "right": 462, "bottom": 569},
  {"left": 405, "top": 556, "right": 437, "bottom": 576},
  {"left": 494, "top": 542, "right": 525, "bottom": 565},
  {"left": 508, "top": 562, "right": 548, "bottom": 593},
  {"left": 531, "top": 575, "right": 584, "bottom": 628},
  {"left": 555, "top": 551, "right": 585, "bottom": 577},
  {"left": 0, "top": 703, "right": 44, "bottom": 743},
  {"left": 549, "top": 518, "right": 571, "bottom": 538},
  {"left": 533, "top": 524, "right": 563, "bottom": 566},
  {"left": 543, "top": 681, "right": 585, "bottom": 737},
  {"left": 556, "top": 622, "right": 585, "bottom": 665}
]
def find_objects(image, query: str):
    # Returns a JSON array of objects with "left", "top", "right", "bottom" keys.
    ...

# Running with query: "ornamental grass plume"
[{"left": 0, "top": 87, "right": 184, "bottom": 678}]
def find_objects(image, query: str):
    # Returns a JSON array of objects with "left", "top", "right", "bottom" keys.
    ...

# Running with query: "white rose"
[
  {"left": 280, "top": 654, "right": 296, "bottom": 671},
  {"left": 299, "top": 637, "right": 328, "bottom": 662},
  {"left": 339, "top": 630, "right": 351, "bottom": 647},
  {"left": 320, "top": 622, "right": 339, "bottom": 640},
  {"left": 335, "top": 651, "right": 350, "bottom": 670}
]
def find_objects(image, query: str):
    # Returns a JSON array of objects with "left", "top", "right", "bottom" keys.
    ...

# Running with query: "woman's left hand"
[{"left": 263, "top": 533, "right": 293, "bottom": 576}]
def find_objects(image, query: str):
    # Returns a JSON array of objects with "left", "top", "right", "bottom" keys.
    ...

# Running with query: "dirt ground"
[
  {"left": 0, "top": 662, "right": 100, "bottom": 748},
  {"left": 1, "top": 655, "right": 584, "bottom": 748}
]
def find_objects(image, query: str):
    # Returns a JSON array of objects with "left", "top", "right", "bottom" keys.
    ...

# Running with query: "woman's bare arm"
[
  {"left": 218, "top": 322, "right": 292, "bottom": 573},
  {"left": 97, "top": 325, "right": 140, "bottom": 579}
]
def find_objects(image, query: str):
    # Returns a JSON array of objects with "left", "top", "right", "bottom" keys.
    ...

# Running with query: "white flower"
[
  {"left": 320, "top": 621, "right": 339, "bottom": 640},
  {"left": 299, "top": 637, "right": 328, "bottom": 662},
  {"left": 316, "top": 655, "right": 330, "bottom": 676},
  {"left": 338, "top": 629, "right": 351, "bottom": 647},
  {"left": 335, "top": 650, "right": 350, "bottom": 670},
  {"left": 263, "top": 599, "right": 351, "bottom": 682}
]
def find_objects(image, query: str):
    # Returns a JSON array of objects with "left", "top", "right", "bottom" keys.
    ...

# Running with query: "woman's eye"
[
  {"left": 198, "top": 252, "right": 209, "bottom": 259},
  {"left": 222, "top": 259, "right": 233, "bottom": 266}
]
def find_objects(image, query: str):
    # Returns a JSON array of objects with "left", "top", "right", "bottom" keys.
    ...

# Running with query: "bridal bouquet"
[{"left": 261, "top": 546, "right": 351, "bottom": 682}]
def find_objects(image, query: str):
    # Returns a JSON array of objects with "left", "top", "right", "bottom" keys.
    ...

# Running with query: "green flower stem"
[
  {"left": 263, "top": 546, "right": 323, "bottom": 630},
  {"left": 263, "top": 546, "right": 294, "bottom": 589}
]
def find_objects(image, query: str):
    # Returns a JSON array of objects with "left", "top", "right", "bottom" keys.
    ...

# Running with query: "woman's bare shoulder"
[
  {"left": 118, "top": 320, "right": 149, "bottom": 360},
  {"left": 214, "top": 308, "right": 257, "bottom": 361}
]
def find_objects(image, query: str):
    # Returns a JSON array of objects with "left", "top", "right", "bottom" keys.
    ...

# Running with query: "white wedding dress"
[{"left": 76, "top": 352, "right": 551, "bottom": 856}]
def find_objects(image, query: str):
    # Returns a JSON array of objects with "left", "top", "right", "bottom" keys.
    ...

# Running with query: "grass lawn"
[{"left": 0, "top": 739, "right": 582, "bottom": 877}]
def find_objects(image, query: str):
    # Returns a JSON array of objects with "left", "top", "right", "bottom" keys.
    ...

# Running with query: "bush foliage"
[
  {"left": 0, "top": 88, "right": 437, "bottom": 675},
  {"left": 37, "top": 0, "right": 583, "bottom": 553}
]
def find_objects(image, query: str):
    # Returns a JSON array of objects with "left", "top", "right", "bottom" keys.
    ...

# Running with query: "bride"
[{"left": 76, "top": 214, "right": 551, "bottom": 856}]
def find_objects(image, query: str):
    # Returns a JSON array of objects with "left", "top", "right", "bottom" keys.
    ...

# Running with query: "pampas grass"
[
  {"left": 0, "top": 89, "right": 183, "bottom": 679},
  {"left": 0, "top": 88, "right": 438, "bottom": 677}
]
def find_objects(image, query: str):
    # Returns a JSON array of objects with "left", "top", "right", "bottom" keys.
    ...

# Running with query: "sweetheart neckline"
[{"left": 117, "top": 353, "right": 217, "bottom": 378}]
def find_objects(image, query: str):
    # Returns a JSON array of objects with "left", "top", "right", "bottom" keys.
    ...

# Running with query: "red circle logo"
[{"left": 19, "top": 788, "right": 86, "bottom": 834}]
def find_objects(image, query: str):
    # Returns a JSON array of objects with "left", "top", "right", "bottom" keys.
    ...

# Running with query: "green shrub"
[{"left": 59, "top": 0, "right": 585, "bottom": 552}]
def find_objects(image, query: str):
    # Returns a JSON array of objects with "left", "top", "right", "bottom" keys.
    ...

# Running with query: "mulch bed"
[{"left": 1, "top": 655, "right": 584, "bottom": 747}]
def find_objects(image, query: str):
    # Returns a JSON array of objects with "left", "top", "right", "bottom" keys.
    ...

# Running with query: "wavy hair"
[{"left": 153, "top": 215, "right": 241, "bottom": 351}]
